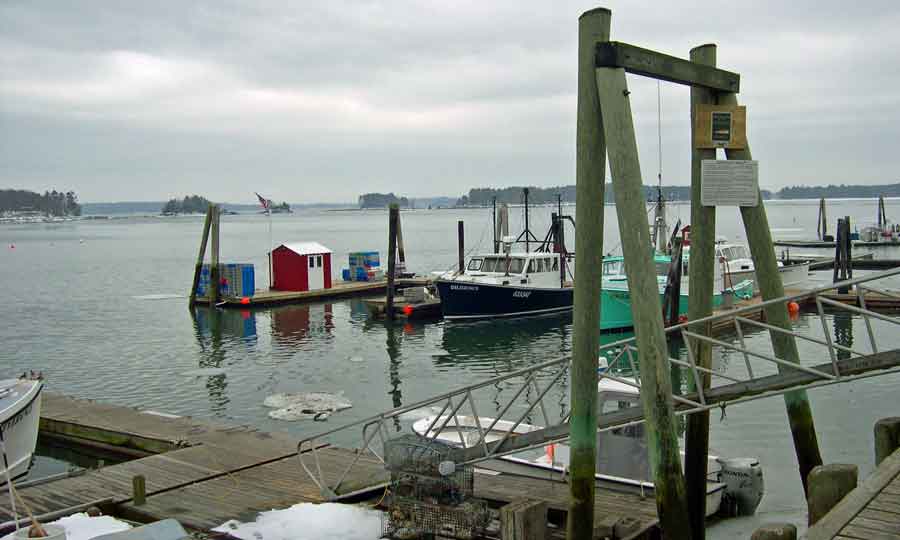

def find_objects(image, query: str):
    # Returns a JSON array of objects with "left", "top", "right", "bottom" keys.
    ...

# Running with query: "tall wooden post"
[
  {"left": 684, "top": 43, "right": 717, "bottom": 540},
  {"left": 595, "top": 64, "right": 693, "bottom": 540},
  {"left": 209, "top": 205, "right": 221, "bottom": 305},
  {"left": 457, "top": 220, "right": 465, "bottom": 273},
  {"left": 492, "top": 197, "right": 499, "bottom": 253},
  {"left": 396, "top": 211, "right": 407, "bottom": 276},
  {"left": 817, "top": 198, "right": 828, "bottom": 241},
  {"left": 189, "top": 206, "right": 214, "bottom": 306},
  {"left": 720, "top": 92, "right": 824, "bottom": 493},
  {"left": 386, "top": 204, "right": 399, "bottom": 320},
  {"left": 568, "top": 8, "right": 610, "bottom": 540}
]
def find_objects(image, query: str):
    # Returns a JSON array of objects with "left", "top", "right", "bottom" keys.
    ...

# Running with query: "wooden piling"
[
  {"left": 751, "top": 523, "right": 797, "bottom": 540},
  {"left": 684, "top": 43, "right": 718, "bottom": 540},
  {"left": 132, "top": 475, "right": 146, "bottom": 506},
  {"left": 188, "top": 206, "right": 214, "bottom": 306},
  {"left": 807, "top": 464, "right": 858, "bottom": 525},
  {"left": 457, "top": 220, "right": 465, "bottom": 273},
  {"left": 500, "top": 499, "right": 546, "bottom": 540},
  {"left": 568, "top": 8, "right": 610, "bottom": 540},
  {"left": 396, "top": 210, "right": 407, "bottom": 276},
  {"left": 720, "top": 92, "right": 824, "bottom": 493},
  {"left": 874, "top": 417, "right": 900, "bottom": 466},
  {"left": 209, "top": 205, "right": 221, "bottom": 305},
  {"left": 493, "top": 197, "right": 499, "bottom": 253},
  {"left": 817, "top": 198, "right": 828, "bottom": 241},
  {"left": 595, "top": 63, "right": 693, "bottom": 539},
  {"left": 386, "top": 204, "right": 399, "bottom": 321}
]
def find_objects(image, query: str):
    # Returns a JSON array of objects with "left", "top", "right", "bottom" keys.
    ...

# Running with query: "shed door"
[{"left": 308, "top": 253, "right": 325, "bottom": 290}]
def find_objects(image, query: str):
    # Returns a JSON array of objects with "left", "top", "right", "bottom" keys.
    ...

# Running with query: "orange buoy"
[
  {"left": 546, "top": 443, "right": 556, "bottom": 462},
  {"left": 402, "top": 305, "right": 414, "bottom": 316},
  {"left": 240, "top": 297, "right": 251, "bottom": 305},
  {"left": 787, "top": 301, "right": 800, "bottom": 318}
]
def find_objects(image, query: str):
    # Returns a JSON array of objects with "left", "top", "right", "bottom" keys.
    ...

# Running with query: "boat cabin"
[{"left": 463, "top": 252, "right": 563, "bottom": 287}]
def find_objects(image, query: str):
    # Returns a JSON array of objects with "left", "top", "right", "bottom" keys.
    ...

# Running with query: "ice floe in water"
[
  {"left": 214, "top": 502, "right": 381, "bottom": 540},
  {"left": 264, "top": 392, "right": 352, "bottom": 421}
]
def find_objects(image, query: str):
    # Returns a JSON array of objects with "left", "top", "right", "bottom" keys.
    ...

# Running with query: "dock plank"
[{"left": 808, "top": 448, "right": 900, "bottom": 540}]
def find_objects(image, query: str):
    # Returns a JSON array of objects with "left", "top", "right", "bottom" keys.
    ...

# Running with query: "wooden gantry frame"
[{"left": 570, "top": 9, "right": 823, "bottom": 540}]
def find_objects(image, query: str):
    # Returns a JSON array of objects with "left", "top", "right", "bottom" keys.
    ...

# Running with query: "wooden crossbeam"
[
  {"left": 595, "top": 42, "right": 740, "bottom": 92},
  {"left": 455, "top": 349, "right": 900, "bottom": 464}
]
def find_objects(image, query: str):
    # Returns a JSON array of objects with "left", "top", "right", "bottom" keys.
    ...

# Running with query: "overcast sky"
[{"left": 2, "top": 1, "right": 898, "bottom": 203}]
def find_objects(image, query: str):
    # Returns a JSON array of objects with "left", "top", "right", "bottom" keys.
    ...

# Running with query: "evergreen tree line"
[
  {"left": 0, "top": 189, "right": 81, "bottom": 216},
  {"left": 161, "top": 195, "right": 212, "bottom": 214},
  {"left": 456, "top": 184, "right": 775, "bottom": 206},
  {"left": 777, "top": 183, "right": 900, "bottom": 199}
]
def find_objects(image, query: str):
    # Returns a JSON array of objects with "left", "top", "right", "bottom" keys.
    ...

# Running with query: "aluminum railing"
[{"left": 297, "top": 266, "right": 900, "bottom": 500}]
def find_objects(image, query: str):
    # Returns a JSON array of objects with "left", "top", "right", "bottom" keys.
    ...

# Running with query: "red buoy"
[
  {"left": 240, "top": 297, "right": 251, "bottom": 305},
  {"left": 788, "top": 301, "right": 800, "bottom": 318},
  {"left": 402, "top": 305, "right": 414, "bottom": 316}
]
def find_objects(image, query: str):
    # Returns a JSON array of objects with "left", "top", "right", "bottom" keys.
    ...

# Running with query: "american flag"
[{"left": 255, "top": 192, "right": 270, "bottom": 212}]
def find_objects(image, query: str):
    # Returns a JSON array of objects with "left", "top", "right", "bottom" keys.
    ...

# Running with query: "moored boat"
[
  {"left": 0, "top": 376, "right": 43, "bottom": 482},
  {"left": 599, "top": 254, "right": 754, "bottom": 331},
  {"left": 412, "top": 375, "right": 764, "bottom": 517}
]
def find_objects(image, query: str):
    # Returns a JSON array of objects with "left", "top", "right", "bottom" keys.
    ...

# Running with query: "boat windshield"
[
  {"left": 479, "top": 256, "right": 526, "bottom": 274},
  {"left": 723, "top": 246, "right": 751, "bottom": 260},
  {"left": 602, "top": 260, "right": 671, "bottom": 277},
  {"left": 467, "top": 258, "right": 483, "bottom": 271}
]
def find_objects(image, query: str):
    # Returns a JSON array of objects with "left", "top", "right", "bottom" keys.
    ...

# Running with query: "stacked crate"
[
  {"left": 343, "top": 251, "right": 381, "bottom": 282},
  {"left": 196, "top": 264, "right": 255, "bottom": 297}
]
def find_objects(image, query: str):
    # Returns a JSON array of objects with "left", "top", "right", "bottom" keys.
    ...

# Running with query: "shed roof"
[{"left": 277, "top": 242, "right": 333, "bottom": 255}]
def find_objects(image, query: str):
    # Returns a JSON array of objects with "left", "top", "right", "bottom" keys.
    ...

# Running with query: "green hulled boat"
[{"left": 599, "top": 254, "right": 753, "bottom": 331}]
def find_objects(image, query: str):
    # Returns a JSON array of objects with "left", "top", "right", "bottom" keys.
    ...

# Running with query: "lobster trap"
[{"left": 382, "top": 435, "right": 490, "bottom": 539}]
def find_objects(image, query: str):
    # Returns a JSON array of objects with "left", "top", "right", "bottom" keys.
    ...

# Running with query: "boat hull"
[
  {"left": 0, "top": 380, "right": 43, "bottom": 481},
  {"left": 600, "top": 280, "right": 753, "bottom": 331},
  {"left": 435, "top": 279, "right": 573, "bottom": 320}
]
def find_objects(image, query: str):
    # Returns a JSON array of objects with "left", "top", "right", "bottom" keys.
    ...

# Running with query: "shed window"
[
  {"left": 317, "top": 255, "right": 323, "bottom": 268},
  {"left": 309, "top": 257, "right": 315, "bottom": 268}
]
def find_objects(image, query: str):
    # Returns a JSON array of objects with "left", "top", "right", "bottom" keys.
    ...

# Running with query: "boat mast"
[
  {"left": 652, "top": 80, "right": 668, "bottom": 254},
  {"left": 492, "top": 196, "right": 498, "bottom": 253},
  {"left": 524, "top": 188, "right": 530, "bottom": 253}
]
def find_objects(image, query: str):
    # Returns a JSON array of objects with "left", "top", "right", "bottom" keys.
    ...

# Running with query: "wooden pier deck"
[
  {"left": 10, "top": 393, "right": 660, "bottom": 537},
  {"left": 195, "top": 277, "right": 430, "bottom": 308},
  {"left": 807, "top": 448, "right": 900, "bottom": 540}
]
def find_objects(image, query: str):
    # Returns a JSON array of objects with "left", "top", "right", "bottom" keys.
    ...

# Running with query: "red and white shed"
[{"left": 271, "top": 242, "right": 333, "bottom": 292}]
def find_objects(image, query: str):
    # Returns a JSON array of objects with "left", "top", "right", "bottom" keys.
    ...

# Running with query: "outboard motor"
[{"left": 716, "top": 457, "right": 764, "bottom": 516}]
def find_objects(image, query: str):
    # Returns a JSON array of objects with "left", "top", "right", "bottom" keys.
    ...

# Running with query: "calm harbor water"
[{"left": 2, "top": 198, "right": 900, "bottom": 536}]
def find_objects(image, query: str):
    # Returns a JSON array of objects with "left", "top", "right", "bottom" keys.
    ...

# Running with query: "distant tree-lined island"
[
  {"left": 161, "top": 195, "right": 213, "bottom": 215},
  {"left": 0, "top": 189, "right": 81, "bottom": 216},
  {"left": 777, "top": 183, "right": 900, "bottom": 200}
]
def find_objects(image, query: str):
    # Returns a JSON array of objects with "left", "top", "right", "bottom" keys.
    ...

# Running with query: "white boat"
[
  {"left": 0, "top": 377, "right": 43, "bottom": 481},
  {"left": 412, "top": 376, "right": 764, "bottom": 517},
  {"left": 685, "top": 240, "right": 810, "bottom": 293}
]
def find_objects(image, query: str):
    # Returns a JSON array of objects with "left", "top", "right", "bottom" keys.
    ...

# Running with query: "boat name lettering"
[
  {"left": 512, "top": 291, "right": 532, "bottom": 298},
  {"left": 450, "top": 284, "right": 478, "bottom": 291},
  {"left": 1, "top": 398, "right": 33, "bottom": 435}
]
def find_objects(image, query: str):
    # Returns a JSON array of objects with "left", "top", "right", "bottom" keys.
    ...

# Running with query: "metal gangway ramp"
[{"left": 297, "top": 268, "right": 900, "bottom": 500}]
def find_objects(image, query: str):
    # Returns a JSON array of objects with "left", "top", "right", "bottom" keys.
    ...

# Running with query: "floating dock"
[
  {"left": 363, "top": 296, "right": 443, "bottom": 320},
  {"left": 10, "top": 394, "right": 660, "bottom": 538},
  {"left": 194, "top": 277, "right": 430, "bottom": 308}
]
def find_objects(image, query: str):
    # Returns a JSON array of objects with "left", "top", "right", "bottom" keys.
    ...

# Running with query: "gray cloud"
[{"left": 2, "top": 1, "right": 899, "bottom": 202}]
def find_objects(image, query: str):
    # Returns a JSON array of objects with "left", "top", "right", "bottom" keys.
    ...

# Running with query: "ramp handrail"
[{"left": 298, "top": 266, "right": 900, "bottom": 500}]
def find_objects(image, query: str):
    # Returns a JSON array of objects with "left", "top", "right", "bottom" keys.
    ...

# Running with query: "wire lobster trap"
[{"left": 381, "top": 435, "right": 490, "bottom": 539}]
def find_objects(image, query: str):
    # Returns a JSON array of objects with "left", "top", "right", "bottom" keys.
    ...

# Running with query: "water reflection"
[
  {"left": 191, "top": 307, "right": 258, "bottom": 414},
  {"left": 833, "top": 311, "right": 854, "bottom": 361},
  {"left": 270, "top": 303, "right": 335, "bottom": 349},
  {"left": 386, "top": 322, "right": 403, "bottom": 431}
]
